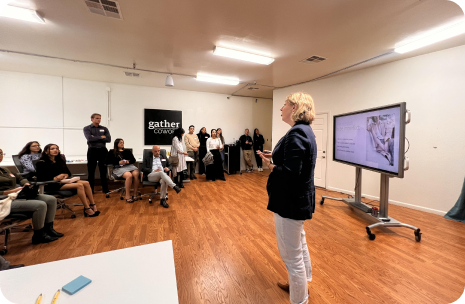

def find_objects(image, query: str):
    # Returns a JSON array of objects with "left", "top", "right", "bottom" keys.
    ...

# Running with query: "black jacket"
[
  {"left": 141, "top": 150, "right": 172, "bottom": 179},
  {"left": 239, "top": 135, "right": 253, "bottom": 150},
  {"left": 106, "top": 149, "right": 136, "bottom": 167},
  {"left": 253, "top": 134, "right": 265, "bottom": 151},
  {"left": 266, "top": 122, "right": 317, "bottom": 220},
  {"left": 198, "top": 133, "right": 210, "bottom": 147}
]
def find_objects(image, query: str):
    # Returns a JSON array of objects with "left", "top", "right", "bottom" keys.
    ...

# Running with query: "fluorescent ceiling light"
[
  {"left": 0, "top": 5, "right": 45, "bottom": 24},
  {"left": 213, "top": 46, "right": 275, "bottom": 65},
  {"left": 394, "top": 20, "right": 465, "bottom": 54},
  {"left": 196, "top": 73, "right": 239, "bottom": 85}
]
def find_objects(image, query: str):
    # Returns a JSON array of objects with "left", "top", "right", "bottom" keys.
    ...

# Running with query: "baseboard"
[{"left": 326, "top": 186, "right": 447, "bottom": 216}]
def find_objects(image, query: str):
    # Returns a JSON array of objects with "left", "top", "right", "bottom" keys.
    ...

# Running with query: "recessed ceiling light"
[
  {"left": 0, "top": 5, "right": 45, "bottom": 24},
  {"left": 394, "top": 20, "right": 465, "bottom": 53},
  {"left": 196, "top": 73, "right": 239, "bottom": 85},
  {"left": 213, "top": 46, "right": 274, "bottom": 65}
]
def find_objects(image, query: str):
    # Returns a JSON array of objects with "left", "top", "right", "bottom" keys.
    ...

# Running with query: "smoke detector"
[
  {"left": 124, "top": 72, "right": 140, "bottom": 77},
  {"left": 300, "top": 55, "right": 327, "bottom": 64},
  {"left": 84, "top": 0, "right": 123, "bottom": 19}
]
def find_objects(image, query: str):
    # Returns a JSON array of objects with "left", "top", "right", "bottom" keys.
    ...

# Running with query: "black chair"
[
  {"left": 140, "top": 149, "right": 168, "bottom": 204},
  {"left": 0, "top": 195, "right": 33, "bottom": 256},
  {"left": 105, "top": 148, "right": 141, "bottom": 200},
  {"left": 32, "top": 155, "right": 85, "bottom": 219}
]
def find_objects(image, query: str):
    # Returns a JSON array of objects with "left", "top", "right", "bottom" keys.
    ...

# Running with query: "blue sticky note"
[{"left": 62, "top": 275, "right": 92, "bottom": 295}]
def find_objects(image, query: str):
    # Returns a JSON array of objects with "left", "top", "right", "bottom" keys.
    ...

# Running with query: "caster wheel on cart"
[
  {"left": 71, "top": 214, "right": 76, "bottom": 219},
  {"left": 414, "top": 229, "right": 422, "bottom": 242},
  {"left": 320, "top": 198, "right": 325, "bottom": 205},
  {"left": 0, "top": 249, "right": 7, "bottom": 255},
  {"left": 106, "top": 194, "right": 110, "bottom": 198},
  {"left": 120, "top": 197, "right": 124, "bottom": 200},
  {"left": 149, "top": 199, "right": 152, "bottom": 204}
]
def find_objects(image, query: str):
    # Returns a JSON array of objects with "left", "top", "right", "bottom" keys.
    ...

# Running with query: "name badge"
[
  {"left": 205, "top": 136, "right": 208, "bottom": 138},
  {"left": 9, "top": 173, "right": 15, "bottom": 177},
  {"left": 161, "top": 159, "right": 166, "bottom": 161},
  {"left": 99, "top": 129, "right": 105, "bottom": 132}
]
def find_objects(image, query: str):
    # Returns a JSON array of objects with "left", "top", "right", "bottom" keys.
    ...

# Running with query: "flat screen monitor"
[{"left": 333, "top": 102, "right": 406, "bottom": 178}]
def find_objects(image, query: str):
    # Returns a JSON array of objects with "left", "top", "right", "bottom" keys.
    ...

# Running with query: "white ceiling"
[{"left": 0, "top": 0, "right": 464, "bottom": 99}]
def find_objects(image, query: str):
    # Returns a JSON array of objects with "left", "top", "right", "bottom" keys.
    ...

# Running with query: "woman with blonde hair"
[{"left": 258, "top": 92, "right": 316, "bottom": 304}]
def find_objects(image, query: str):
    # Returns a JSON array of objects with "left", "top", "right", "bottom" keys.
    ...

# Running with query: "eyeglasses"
[{"left": 0, "top": 153, "right": 5, "bottom": 156}]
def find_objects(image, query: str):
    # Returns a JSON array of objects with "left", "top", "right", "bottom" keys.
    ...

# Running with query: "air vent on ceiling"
[
  {"left": 124, "top": 72, "right": 140, "bottom": 77},
  {"left": 84, "top": 0, "right": 123, "bottom": 19},
  {"left": 247, "top": 87, "right": 259, "bottom": 90},
  {"left": 300, "top": 55, "right": 327, "bottom": 64}
]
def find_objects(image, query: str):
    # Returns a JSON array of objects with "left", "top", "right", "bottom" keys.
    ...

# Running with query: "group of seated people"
[{"left": 0, "top": 135, "right": 188, "bottom": 245}]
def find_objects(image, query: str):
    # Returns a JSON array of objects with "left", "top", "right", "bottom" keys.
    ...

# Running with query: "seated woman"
[
  {"left": 18, "top": 141, "right": 42, "bottom": 179},
  {"left": 205, "top": 129, "right": 226, "bottom": 181},
  {"left": 0, "top": 148, "right": 63, "bottom": 244},
  {"left": 36, "top": 144, "right": 100, "bottom": 217},
  {"left": 106, "top": 138, "right": 140, "bottom": 203}
]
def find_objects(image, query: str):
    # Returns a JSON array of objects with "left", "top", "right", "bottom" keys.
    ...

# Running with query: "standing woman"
[
  {"left": 197, "top": 127, "right": 210, "bottom": 175},
  {"left": 18, "top": 141, "right": 42, "bottom": 178},
  {"left": 106, "top": 139, "right": 140, "bottom": 203},
  {"left": 253, "top": 128, "right": 265, "bottom": 172},
  {"left": 36, "top": 144, "right": 100, "bottom": 217},
  {"left": 171, "top": 127, "right": 188, "bottom": 188},
  {"left": 206, "top": 129, "right": 226, "bottom": 181},
  {"left": 217, "top": 128, "right": 225, "bottom": 163},
  {"left": 258, "top": 92, "right": 316, "bottom": 304}
]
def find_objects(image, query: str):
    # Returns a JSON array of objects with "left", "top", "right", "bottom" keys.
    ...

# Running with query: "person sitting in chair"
[
  {"left": 0, "top": 148, "right": 63, "bottom": 244},
  {"left": 18, "top": 141, "right": 42, "bottom": 179},
  {"left": 36, "top": 144, "right": 100, "bottom": 217},
  {"left": 106, "top": 139, "right": 140, "bottom": 203},
  {"left": 141, "top": 145, "right": 182, "bottom": 208}
]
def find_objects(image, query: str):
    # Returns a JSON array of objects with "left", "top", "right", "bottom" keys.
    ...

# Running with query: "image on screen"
[{"left": 334, "top": 105, "right": 402, "bottom": 175}]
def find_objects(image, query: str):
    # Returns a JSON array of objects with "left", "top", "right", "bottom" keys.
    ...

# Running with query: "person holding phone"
[{"left": 257, "top": 92, "right": 317, "bottom": 304}]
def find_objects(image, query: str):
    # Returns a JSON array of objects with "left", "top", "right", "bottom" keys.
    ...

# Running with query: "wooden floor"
[{"left": 4, "top": 170, "right": 465, "bottom": 303}]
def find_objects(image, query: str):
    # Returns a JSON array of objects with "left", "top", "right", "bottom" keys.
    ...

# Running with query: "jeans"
[
  {"left": 11, "top": 194, "right": 57, "bottom": 230},
  {"left": 147, "top": 171, "right": 176, "bottom": 198},
  {"left": 274, "top": 213, "right": 312, "bottom": 304}
]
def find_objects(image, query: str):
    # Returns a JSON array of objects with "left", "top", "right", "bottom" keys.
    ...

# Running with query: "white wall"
[
  {"left": 0, "top": 71, "right": 272, "bottom": 171},
  {"left": 273, "top": 44, "right": 465, "bottom": 215}
]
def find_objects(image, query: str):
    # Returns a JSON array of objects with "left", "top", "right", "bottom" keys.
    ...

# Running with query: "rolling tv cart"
[
  {"left": 320, "top": 167, "right": 421, "bottom": 242},
  {"left": 224, "top": 144, "right": 242, "bottom": 175}
]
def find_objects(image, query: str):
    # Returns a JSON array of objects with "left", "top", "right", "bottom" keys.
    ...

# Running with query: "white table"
[{"left": 0, "top": 241, "right": 179, "bottom": 304}]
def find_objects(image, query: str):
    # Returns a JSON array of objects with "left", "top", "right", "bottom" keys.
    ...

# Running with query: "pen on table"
[
  {"left": 35, "top": 293, "right": 42, "bottom": 304},
  {"left": 51, "top": 290, "right": 60, "bottom": 304}
]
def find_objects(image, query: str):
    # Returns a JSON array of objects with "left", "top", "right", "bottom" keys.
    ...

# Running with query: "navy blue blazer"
[{"left": 267, "top": 122, "right": 317, "bottom": 220}]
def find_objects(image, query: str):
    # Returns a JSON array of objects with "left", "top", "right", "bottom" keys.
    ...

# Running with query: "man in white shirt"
[{"left": 142, "top": 145, "right": 181, "bottom": 208}]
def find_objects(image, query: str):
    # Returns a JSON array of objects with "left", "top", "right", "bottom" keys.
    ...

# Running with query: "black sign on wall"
[{"left": 144, "top": 109, "right": 182, "bottom": 145}]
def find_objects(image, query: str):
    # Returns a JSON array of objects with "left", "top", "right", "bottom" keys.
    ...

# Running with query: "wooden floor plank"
[{"left": 3, "top": 170, "right": 465, "bottom": 303}]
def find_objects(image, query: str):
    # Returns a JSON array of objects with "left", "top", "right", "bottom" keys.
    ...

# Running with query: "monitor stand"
[{"left": 320, "top": 167, "right": 421, "bottom": 242}]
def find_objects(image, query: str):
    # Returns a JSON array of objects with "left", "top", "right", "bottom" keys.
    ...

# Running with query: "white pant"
[
  {"left": 274, "top": 213, "right": 312, "bottom": 304},
  {"left": 147, "top": 171, "right": 176, "bottom": 198}
]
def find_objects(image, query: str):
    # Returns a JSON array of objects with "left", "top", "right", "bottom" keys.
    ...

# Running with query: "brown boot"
[{"left": 277, "top": 280, "right": 290, "bottom": 292}]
